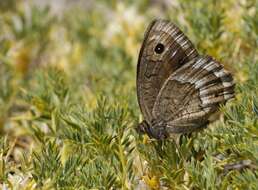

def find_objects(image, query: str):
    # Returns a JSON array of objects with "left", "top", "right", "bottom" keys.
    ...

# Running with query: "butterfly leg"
[{"left": 148, "top": 119, "right": 168, "bottom": 140}]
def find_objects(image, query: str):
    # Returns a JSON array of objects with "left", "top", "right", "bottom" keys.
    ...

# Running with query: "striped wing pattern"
[{"left": 152, "top": 56, "right": 234, "bottom": 134}]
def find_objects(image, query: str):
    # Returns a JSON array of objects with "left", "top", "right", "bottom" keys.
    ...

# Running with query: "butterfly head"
[{"left": 137, "top": 119, "right": 168, "bottom": 140}]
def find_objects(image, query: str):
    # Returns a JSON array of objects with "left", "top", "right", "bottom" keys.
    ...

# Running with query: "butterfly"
[{"left": 136, "top": 19, "right": 235, "bottom": 139}]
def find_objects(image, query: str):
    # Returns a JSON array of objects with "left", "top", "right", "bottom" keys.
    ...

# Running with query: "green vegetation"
[{"left": 0, "top": 0, "right": 257, "bottom": 189}]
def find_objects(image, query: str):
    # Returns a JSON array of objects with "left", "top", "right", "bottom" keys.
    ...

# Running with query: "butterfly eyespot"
[{"left": 154, "top": 43, "right": 165, "bottom": 54}]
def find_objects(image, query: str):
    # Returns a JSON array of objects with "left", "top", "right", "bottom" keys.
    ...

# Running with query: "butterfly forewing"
[{"left": 137, "top": 19, "right": 198, "bottom": 124}]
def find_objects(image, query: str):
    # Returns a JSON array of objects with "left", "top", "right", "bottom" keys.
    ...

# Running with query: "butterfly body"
[{"left": 136, "top": 19, "right": 234, "bottom": 139}]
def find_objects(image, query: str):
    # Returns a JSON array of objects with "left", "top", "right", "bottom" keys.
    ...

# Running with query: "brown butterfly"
[{"left": 136, "top": 19, "right": 235, "bottom": 139}]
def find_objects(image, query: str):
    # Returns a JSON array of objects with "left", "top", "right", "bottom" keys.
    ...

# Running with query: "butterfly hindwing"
[
  {"left": 137, "top": 19, "right": 198, "bottom": 124},
  {"left": 152, "top": 56, "right": 235, "bottom": 134}
]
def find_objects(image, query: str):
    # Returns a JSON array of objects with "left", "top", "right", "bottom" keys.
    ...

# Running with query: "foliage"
[{"left": 0, "top": 0, "right": 257, "bottom": 189}]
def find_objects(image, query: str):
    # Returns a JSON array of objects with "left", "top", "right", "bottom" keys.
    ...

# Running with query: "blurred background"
[{"left": 0, "top": 0, "right": 257, "bottom": 189}]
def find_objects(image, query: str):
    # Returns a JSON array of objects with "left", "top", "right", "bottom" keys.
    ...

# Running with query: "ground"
[{"left": 0, "top": 0, "right": 257, "bottom": 189}]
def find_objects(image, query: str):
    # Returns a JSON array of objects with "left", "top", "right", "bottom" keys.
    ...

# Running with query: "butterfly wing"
[
  {"left": 137, "top": 19, "right": 198, "bottom": 124},
  {"left": 152, "top": 55, "right": 235, "bottom": 133}
]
